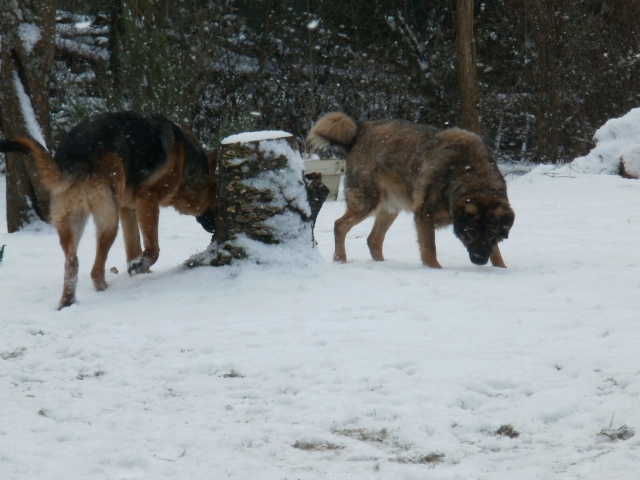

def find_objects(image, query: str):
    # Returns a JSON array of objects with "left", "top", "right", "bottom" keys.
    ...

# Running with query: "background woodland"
[{"left": 1, "top": 0, "right": 639, "bottom": 229}]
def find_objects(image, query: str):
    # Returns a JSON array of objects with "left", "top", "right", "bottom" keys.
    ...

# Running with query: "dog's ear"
[
  {"left": 207, "top": 151, "right": 218, "bottom": 174},
  {"left": 493, "top": 203, "right": 515, "bottom": 238},
  {"left": 464, "top": 203, "right": 478, "bottom": 215},
  {"left": 453, "top": 198, "right": 478, "bottom": 221}
]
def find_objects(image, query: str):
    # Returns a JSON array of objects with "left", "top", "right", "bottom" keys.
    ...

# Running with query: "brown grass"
[
  {"left": 598, "top": 426, "right": 635, "bottom": 441},
  {"left": 335, "top": 428, "right": 389, "bottom": 443},
  {"left": 1, "top": 347, "right": 26, "bottom": 360},
  {"left": 392, "top": 452, "right": 445, "bottom": 465},
  {"left": 496, "top": 424, "right": 520, "bottom": 439},
  {"left": 76, "top": 370, "right": 105, "bottom": 380},
  {"left": 292, "top": 441, "right": 345, "bottom": 452}
]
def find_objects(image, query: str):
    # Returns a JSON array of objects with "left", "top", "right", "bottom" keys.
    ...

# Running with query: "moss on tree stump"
[{"left": 188, "top": 131, "right": 328, "bottom": 267}]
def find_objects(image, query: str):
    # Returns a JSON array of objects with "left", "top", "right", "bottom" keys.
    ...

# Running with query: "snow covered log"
[
  {"left": 620, "top": 145, "right": 640, "bottom": 179},
  {"left": 570, "top": 107, "right": 640, "bottom": 176},
  {"left": 188, "top": 131, "right": 329, "bottom": 267}
]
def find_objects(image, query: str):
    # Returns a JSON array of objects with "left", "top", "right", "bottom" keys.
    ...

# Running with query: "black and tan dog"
[
  {"left": 0, "top": 111, "right": 217, "bottom": 309},
  {"left": 306, "top": 112, "right": 515, "bottom": 268}
]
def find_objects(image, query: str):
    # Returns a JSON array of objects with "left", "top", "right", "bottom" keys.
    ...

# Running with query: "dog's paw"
[
  {"left": 423, "top": 260, "right": 443, "bottom": 269},
  {"left": 127, "top": 257, "right": 151, "bottom": 276},
  {"left": 333, "top": 253, "right": 348, "bottom": 263},
  {"left": 58, "top": 296, "right": 76, "bottom": 310},
  {"left": 93, "top": 279, "right": 109, "bottom": 291}
]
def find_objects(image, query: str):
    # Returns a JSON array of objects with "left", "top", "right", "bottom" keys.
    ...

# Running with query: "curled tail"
[
  {"left": 306, "top": 112, "right": 359, "bottom": 152},
  {"left": 0, "top": 137, "right": 61, "bottom": 191}
]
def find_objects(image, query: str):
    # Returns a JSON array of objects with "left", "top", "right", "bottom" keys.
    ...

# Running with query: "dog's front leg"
[
  {"left": 489, "top": 244, "right": 507, "bottom": 268},
  {"left": 414, "top": 214, "right": 442, "bottom": 269},
  {"left": 128, "top": 196, "right": 160, "bottom": 275}
]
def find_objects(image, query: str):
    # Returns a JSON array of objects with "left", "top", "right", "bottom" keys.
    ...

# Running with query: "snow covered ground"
[{"left": 1, "top": 163, "right": 639, "bottom": 479}]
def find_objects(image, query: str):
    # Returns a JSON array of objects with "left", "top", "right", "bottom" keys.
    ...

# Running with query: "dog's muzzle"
[
  {"left": 469, "top": 251, "right": 490, "bottom": 265},
  {"left": 196, "top": 209, "right": 217, "bottom": 234}
]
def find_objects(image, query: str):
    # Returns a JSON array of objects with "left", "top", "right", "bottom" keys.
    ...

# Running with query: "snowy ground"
[{"left": 1, "top": 167, "right": 640, "bottom": 480}]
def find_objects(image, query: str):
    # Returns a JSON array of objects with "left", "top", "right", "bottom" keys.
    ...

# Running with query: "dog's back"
[
  {"left": 308, "top": 113, "right": 501, "bottom": 212},
  {"left": 308, "top": 113, "right": 440, "bottom": 212},
  {"left": 54, "top": 112, "right": 208, "bottom": 188},
  {"left": 346, "top": 119, "right": 440, "bottom": 210}
]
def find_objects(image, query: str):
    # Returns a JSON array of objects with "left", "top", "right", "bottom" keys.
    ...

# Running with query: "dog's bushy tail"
[
  {"left": 306, "top": 112, "right": 359, "bottom": 152},
  {"left": 0, "top": 137, "right": 62, "bottom": 191}
]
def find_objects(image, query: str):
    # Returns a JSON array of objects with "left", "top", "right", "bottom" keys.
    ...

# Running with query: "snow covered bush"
[{"left": 571, "top": 108, "right": 640, "bottom": 175}]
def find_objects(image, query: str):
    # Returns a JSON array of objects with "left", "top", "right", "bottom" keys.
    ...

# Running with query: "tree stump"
[{"left": 188, "top": 131, "right": 329, "bottom": 267}]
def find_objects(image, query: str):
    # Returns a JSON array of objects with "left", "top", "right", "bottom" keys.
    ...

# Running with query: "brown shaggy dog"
[
  {"left": 306, "top": 112, "right": 515, "bottom": 268},
  {"left": 0, "top": 112, "right": 217, "bottom": 309}
]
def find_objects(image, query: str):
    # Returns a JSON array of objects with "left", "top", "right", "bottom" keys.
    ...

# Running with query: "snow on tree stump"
[
  {"left": 620, "top": 145, "right": 640, "bottom": 179},
  {"left": 188, "top": 131, "right": 329, "bottom": 267}
]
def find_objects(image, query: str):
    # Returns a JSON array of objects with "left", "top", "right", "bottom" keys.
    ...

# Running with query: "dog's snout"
[{"left": 469, "top": 251, "right": 490, "bottom": 265}]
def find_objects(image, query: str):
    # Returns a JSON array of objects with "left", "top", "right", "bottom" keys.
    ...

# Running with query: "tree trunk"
[
  {"left": 528, "top": 0, "right": 560, "bottom": 163},
  {"left": 107, "top": 0, "right": 125, "bottom": 104},
  {"left": 455, "top": 0, "right": 482, "bottom": 134},
  {"left": 0, "top": 0, "right": 55, "bottom": 232},
  {"left": 188, "top": 132, "right": 328, "bottom": 267}
]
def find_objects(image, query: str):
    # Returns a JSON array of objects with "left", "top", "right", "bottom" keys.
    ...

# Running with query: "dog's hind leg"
[
  {"left": 367, "top": 210, "right": 399, "bottom": 261},
  {"left": 119, "top": 207, "right": 142, "bottom": 263},
  {"left": 90, "top": 193, "right": 119, "bottom": 291},
  {"left": 128, "top": 196, "right": 160, "bottom": 275},
  {"left": 489, "top": 244, "right": 507, "bottom": 268},
  {"left": 52, "top": 197, "right": 89, "bottom": 309}
]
